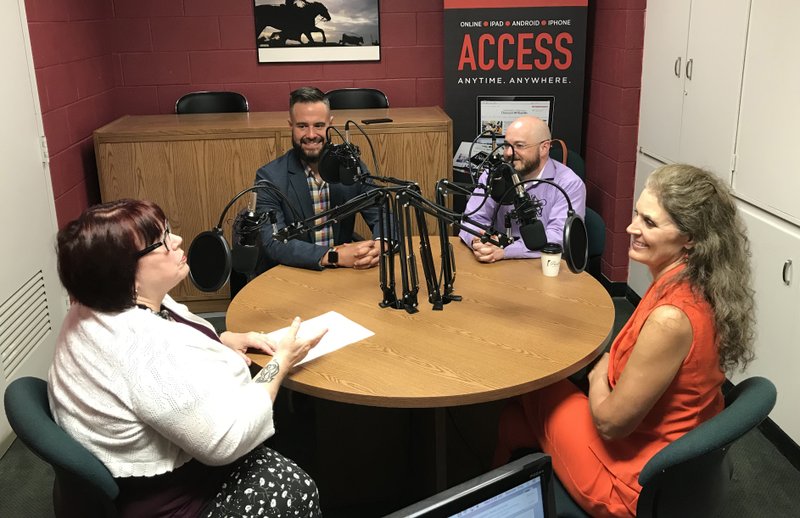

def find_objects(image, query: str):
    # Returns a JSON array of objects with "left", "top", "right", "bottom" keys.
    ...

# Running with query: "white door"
[
  {"left": 637, "top": 0, "right": 691, "bottom": 162},
  {"left": 733, "top": 0, "right": 800, "bottom": 224},
  {"left": 679, "top": 0, "right": 750, "bottom": 181},
  {"left": 627, "top": 153, "right": 666, "bottom": 297},
  {"left": 733, "top": 203, "right": 800, "bottom": 443},
  {"left": 0, "top": 0, "right": 67, "bottom": 453}
]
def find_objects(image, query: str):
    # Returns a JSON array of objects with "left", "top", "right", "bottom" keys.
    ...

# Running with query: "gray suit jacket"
[{"left": 254, "top": 149, "right": 386, "bottom": 271}]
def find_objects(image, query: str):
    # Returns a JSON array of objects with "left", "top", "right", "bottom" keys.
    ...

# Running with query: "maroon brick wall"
[
  {"left": 25, "top": 0, "right": 445, "bottom": 229},
  {"left": 584, "top": 0, "right": 645, "bottom": 282},
  {"left": 26, "top": 0, "right": 644, "bottom": 283}
]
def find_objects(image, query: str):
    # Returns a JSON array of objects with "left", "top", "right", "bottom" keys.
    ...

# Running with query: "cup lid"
[{"left": 541, "top": 242, "right": 562, "bottom": 254}]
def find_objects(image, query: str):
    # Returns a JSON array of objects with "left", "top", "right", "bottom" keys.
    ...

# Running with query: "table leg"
[{"left": 435, "top": 407, "right": 447, "bottom": 491}]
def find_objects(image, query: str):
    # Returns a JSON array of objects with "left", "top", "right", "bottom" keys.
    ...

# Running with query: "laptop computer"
[{"left": 384, "top": 453, "right": 556, "bottom": 518}]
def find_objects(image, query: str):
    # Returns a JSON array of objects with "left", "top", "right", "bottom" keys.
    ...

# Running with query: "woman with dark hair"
[
  {"left": 493, "top": 164, "right": 755, "bottom": 517},
  {"left": 49, "top": 198, "right": 326, "bottom": 518}
]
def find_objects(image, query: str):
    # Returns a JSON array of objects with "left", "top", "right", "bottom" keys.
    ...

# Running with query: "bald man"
[{"left": 458, "top": 116, "right": 586, "bottom": 263}]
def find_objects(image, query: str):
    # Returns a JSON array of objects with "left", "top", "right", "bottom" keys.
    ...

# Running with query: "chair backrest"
[
  {"left": 584, "top": 208, "right": 606, "bottom": 260},
  {"left": 547, "top": 142, "right": 604, "bottom": 265},
  {"left": 325, "top": 88, "right": 389, "bottom": 110},
  {"left": 636, "top": 376, "right": 777, "bottom": 518},
  {"left": 175, "top": 91, "right": 249, "bottom": 114},
  {"left": 549, "top": 139, "right": 585, "bottom": 181},
  {"left": 4, "top": 376, "right": 119, "bottom": 517}
]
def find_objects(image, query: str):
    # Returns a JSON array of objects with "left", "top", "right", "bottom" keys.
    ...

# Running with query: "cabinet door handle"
[
  {"left": 686, "top": 58, "right": 693, "bottom": 80},
  {"left": 783, "top": 259, "right": 792, "bottom": 286},
  {"left": 674, "top": 56, "right": 682, "bottom": 77}
]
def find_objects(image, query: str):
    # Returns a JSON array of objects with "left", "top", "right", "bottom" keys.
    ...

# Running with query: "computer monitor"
[{"left": 384, "top": 453, "right": 555, "bottom": 518}]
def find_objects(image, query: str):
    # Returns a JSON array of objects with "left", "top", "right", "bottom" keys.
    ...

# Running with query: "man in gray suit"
[{"left": 254, "top": 86, "right": 385, "bottom": 272}]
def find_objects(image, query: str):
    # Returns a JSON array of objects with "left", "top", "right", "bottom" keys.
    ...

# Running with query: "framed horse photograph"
[{"left": 254, "top": 0, "right": 381, "bottom": 63}]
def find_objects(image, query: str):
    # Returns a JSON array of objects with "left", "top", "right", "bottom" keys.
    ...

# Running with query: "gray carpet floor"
[
  {"left": 2, "top": 413, "right": 799, "bottom": 517},
  {"left": 2, "top": 298, "right": 798, "bottom": 517}
]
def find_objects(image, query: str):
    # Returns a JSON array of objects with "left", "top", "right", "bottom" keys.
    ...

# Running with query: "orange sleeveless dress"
[{"left": 499, "top": 265, "right": 725, "bottom": 517}]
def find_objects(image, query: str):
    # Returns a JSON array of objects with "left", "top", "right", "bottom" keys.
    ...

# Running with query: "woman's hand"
[
  {"left": 253, "top": 317, "right": 327, "bottom": 401},
  {"left": 272, "top": 316, "right": 327, "bottom": 370},
  {"left": 219, "top": 331, "right": 277, "bottom": 366},
  {"left": 587, "top": 352, "right": 611, "bottom": 389}
]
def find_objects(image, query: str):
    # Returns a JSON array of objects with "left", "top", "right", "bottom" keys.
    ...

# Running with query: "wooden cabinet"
[
  {"left": 94, "top": 107, "right": 453, "bottom": 311},
  {"left": 732, "top": 0, "right": 800, "bottom": 224},
  {"left": 638, "top": 0, "right": 750, "bottom": 180},
  {"left": 733, "top": 203, "right": 800, "bottom": 442}
]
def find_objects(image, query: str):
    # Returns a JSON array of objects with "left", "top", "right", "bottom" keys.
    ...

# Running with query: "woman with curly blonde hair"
[{"left": 493, "top": 164, "right": 755, "bottom": 517}]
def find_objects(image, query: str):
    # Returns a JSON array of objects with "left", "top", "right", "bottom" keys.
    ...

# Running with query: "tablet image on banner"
[
  {"left": 453, "top": 141, "right": 494, "bottom": 170},
  {"left": 476, "top": 96, "right": 555, "bottom": 143}
]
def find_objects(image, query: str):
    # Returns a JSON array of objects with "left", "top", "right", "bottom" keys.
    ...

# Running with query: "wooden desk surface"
[
  {"left": 93, "top": 106, "right": 451, "bottom": 141},
  {"left": 227, "top": 238, "right": 615, "bottom": 408}
]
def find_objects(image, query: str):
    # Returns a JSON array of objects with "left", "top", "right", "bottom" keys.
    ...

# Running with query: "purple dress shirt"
[{"left": 458, "top": 158, "right": 586, "bottom": 259}]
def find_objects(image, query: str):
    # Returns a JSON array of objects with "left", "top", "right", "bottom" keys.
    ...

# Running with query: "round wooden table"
[{"left": 227, "top": 238, "right": 615, "bottom": 408}]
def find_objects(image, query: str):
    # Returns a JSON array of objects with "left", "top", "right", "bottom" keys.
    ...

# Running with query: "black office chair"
[
  {"left": 4, "top": 376, "right": 119, "bottom": 517},
  {"left": 553, "top": 376, "right": 778, "bottom": 518},
  {"left": 175, "top": 91, "right": 249, "bottom": 114},
  {"left": 325, "top": 88, "right": 389, "bottom": 110},
  {"left": 549, "top": 140, "right": 606, "bottom": 279}
]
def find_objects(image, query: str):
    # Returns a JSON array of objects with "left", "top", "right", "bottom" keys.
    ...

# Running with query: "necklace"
[{"left": 136, "top": 304, "right": 173, "bottom": 321}]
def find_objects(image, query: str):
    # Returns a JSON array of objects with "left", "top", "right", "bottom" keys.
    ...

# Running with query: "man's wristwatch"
[{"left": 326, "top": 248, "right": 339, "bottom": 268}]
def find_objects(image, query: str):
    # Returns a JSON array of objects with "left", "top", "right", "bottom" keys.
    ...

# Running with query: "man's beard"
[
  {"left": 292, "top": 136, "right": 325, "bottom": 164},
  {"left": 513, "top": 153, "right": 541, "bottom": 178}
]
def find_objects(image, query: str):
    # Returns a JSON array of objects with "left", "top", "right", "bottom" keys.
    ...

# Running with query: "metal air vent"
[{"left": 0, "top": 271, "right": 52, "bottom": 378}]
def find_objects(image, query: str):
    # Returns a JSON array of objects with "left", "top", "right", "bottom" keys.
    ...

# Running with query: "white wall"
[{"left": 0, "top": 0, "right": 67, "bottom": 454}]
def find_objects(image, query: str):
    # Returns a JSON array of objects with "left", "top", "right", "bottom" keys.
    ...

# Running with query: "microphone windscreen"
[
  {"left": 489, "top": 163, "right": 515, "bottom": 205},
  {"left": 188, "top": 229, "right": 231, "bottom": 292},
  {"left": 231, "top": 245, "right": 260, "bottom": 274},
  {"left": 563, "top": 214, "right": 588, "bottom": 273},
  {"left": 318, "top": 143, "right": 341, "bottom": 184},
  {"left": 519, "top": 220, "right": 548, "bottom": 251},
  {"left": 340, "top": 163, "right": 356, "bottom": 185}
]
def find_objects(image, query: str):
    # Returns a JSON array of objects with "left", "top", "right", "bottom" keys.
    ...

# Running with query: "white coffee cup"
[{"left": 540, "top": 242, "right": 563, "bottom": 277}]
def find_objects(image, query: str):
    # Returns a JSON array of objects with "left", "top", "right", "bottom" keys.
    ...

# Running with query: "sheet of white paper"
[{"left": 264, "top": 311, "right": 374, "bottom": 365}]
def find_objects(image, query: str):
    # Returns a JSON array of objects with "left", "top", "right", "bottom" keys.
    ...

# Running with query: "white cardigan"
[{"left": 48, "top": 295, "right": 274, "bottom": 478}]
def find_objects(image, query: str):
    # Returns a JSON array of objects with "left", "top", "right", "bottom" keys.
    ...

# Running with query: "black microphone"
[
  {"left": 231, "top": 192, "right": 265, "bottom": 275},
  {"left": 511, "top": 172, "right": 547, "bottom": 250},
  {"left": 492, "top": 162, "right": 547, "bottom": 250},
  {"left": 488, "top": 157, "right": 513, "bottom": 204},
  {"left": 318, "top": 141, "right": 361, "bottom": 185}
]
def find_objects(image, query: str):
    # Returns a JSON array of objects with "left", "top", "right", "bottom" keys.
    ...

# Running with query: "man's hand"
[
  {"left": 336, "top": 240, "right": 381, "bottom": 269},
  {"left": 471, "top": 236, "right": 505, "bottom": 263}
]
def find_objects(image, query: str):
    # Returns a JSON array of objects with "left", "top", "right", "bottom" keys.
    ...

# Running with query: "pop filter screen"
[
  {"left": 562, "top": 214, "right": 588, "bottom": 273},
  {"left": 188, "top": 228, "right": 231, "bottom": 292}
]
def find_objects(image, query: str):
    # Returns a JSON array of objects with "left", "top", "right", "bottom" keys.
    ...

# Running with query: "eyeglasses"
[
  {"left": 135, "top": 221, "right": 172, "bottom": 258},
  {"left": 504, "top": 139, "right": 551, "bottom": 152}
]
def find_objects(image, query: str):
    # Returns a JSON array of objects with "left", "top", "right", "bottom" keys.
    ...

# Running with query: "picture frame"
[{"left": 254, "top": 0, "right": 381, "bottom": 63}]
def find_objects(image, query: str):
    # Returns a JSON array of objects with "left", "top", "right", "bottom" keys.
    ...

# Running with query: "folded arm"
[{"left": 588, "top": 304, "right": 693, "bottom": 440}]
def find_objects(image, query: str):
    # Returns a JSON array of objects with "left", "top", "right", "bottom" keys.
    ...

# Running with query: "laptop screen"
[
  {"left": 451, "top": 474, "right": 545, "bottom": 517},
  {"left": 385, "top": 453, "right": 554, "bottom": 518}
]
